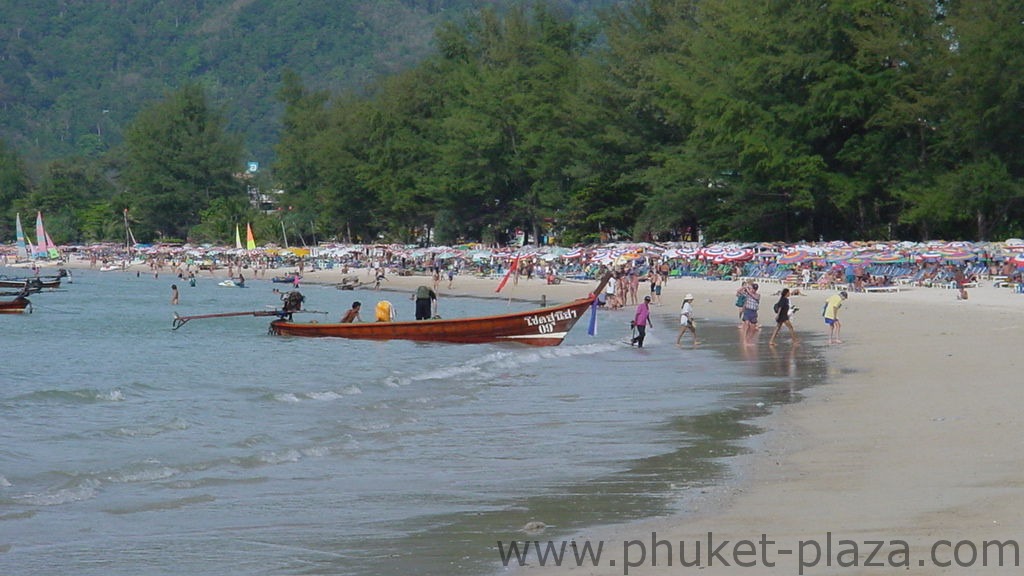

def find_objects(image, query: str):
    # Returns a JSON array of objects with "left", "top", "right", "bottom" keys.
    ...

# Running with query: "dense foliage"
[{"left": 1, "top": 0, "right": 1023, "bottom": 245}]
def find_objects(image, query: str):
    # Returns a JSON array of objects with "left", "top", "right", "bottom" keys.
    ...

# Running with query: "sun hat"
[{"left": 684, "top": 293, "right": 694, "bottom": 301}]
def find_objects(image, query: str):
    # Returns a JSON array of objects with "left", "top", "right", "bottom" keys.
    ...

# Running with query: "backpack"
[{"left": 773, "top": 301, "right": 782, "bottom": 314}]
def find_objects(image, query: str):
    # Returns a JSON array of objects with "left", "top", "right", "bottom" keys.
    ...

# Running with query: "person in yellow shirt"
[{"left": 823, "top": 291, "right": 847, "bottom": 344}]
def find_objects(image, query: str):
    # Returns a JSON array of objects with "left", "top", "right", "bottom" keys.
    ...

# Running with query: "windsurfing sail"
[
  {"left": 235, "top": 224, "right": 243, "bottom": 249},
  {"left": 15, "top": 213, "right": 29, "bottom": 260},
  {"left": 246, "top": 223, "right": 256, "bottom": 250}
]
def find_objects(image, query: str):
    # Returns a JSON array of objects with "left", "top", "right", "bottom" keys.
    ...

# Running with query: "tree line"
[{"left": 2, "top": 0, "right": 1022, "bottom": 247}]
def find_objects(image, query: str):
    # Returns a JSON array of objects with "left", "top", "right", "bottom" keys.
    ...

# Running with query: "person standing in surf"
[{"left": 631, "top": 295, "right": 653, "bottom": 347}]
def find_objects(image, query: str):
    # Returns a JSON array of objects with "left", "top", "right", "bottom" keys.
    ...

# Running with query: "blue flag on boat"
[{"left": 586, "top": 298, "right": 598, "bottom": 336}]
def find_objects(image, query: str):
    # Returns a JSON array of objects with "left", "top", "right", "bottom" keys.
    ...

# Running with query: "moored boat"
[
  {"left": 268, "top": 296, "right": 596, "bottom": 346},
  {"left": 0, "top": 277, "right": 61, "bottom": 290},
  {"left": 0, "top": 296, "right": 32, "bottom": 314}
]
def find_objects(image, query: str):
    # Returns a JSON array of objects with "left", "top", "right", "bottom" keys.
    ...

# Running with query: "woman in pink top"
[{"left": 631, "top": 295, "right": 653, "bottom": 347}]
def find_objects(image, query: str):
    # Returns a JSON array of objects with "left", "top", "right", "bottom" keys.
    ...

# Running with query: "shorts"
[
  {"left": 680, "top": 315, "right": 692, "bottom": 327},
  {"left": 742, "top": 308, "right": 758, "bottom": 324},
  {"left": 824, "top": 318, "right": 837, "bottom": 326},
  {"left": 654, "top": 285, "right": 662, "bottom": 295}
]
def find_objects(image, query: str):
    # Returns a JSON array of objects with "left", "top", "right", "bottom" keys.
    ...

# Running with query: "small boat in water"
[
  {"left": 269, "top": 296, "right": 596, "bottom": 347},
  {"left": 0, "top": 296, "right": 32, "bottom": 314},
  {"left": 0, "top": 268, "right": 67, "bottom": 290},
  {"left": 175, "top": 276, "right": 608, "bottom": 346}
]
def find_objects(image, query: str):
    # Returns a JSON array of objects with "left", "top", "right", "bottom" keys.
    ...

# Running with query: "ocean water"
[{"left": 0, "top": 269, "right": 826, "bottom": 576}]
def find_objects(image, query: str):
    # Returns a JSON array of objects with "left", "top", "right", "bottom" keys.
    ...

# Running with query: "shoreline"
[{"left": 51, "top": 259, "right": 1024, "bottom": 574}]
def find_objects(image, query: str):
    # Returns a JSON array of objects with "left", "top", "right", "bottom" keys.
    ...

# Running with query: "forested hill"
[{"left": 0, "top": 0, "right": 612, "bottom": 165}]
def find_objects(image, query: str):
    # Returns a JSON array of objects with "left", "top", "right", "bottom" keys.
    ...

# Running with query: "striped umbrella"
[
  {"left": 869, "top": 252, "right": 908, "bottom": 264},
  {"left": 722, "top": 248, "right": 755, "bottom": 262},
  {"left": 824, "top": 248, "right": 856, "bottom": 262},
  {"left": 778, "top": 249, "right": 811, "bottom": 264},
  {"left": 699, "top": 245, "right": 728, "bottom": 261}
]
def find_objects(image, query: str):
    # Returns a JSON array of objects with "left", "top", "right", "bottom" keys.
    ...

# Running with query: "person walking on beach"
[
  {"left": 823, "top": 290, "right": 848, "bottom": 344},
  {"left": 170, "top": 284, "right": 179, "bottom": 305},
  {"left": 676, "top": 293, "right": 699, "bottom": 347},
  {"left": 768, "top": 288, "right": 799, "bottom": 346},
  {"left": 631, "top": 295, "right": 653, "bottom": 347},
  {"left": 413, "top": 285, "right": 437, "bottom": 320},
  {"left": 739, "top": 282, "right": 761, "bottom": 343},
  {"left": 735, "top": 280, "right": 750, "bottom": 326},
  {"left": 954, "top": 267, "right": 969, "bottom": 300}
]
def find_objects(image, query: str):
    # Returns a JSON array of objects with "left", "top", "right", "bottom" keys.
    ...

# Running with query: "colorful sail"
[
  {"left": 15, "top": 213, "right": 29, "bottom": 260},
  {"left": 33, "top": 212, "right": 49, "bottom": 258},
  {"left": 45, "top": 231, "right": 60, "bottom": 259},
  {"left": 235, "top": 224, "right": 243, "bottom": 249},
  {"left": 246, "top": 223, "right": 256, "bottom": 250}
]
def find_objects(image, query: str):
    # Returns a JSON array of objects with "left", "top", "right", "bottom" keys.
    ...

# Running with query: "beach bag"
[
  {"left": 735, "top": 294, "right": 746, "bottom": 308},
  {"left": 773, "top": 301, "right": 782, "bottom": 314}
]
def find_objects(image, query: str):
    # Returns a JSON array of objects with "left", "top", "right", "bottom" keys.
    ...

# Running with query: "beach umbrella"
[
  {"left": 722, "top": 248, "right": 754, "bottom": 262},
  {"left": 777, "top": 249, "right": 811, "bottom": 264},
  {"left": 824, "top": 248, "right": 856, "bottom": 262},
  {"left": 699, "top": 245, "right": 727, "bottom": 261},
  {"left": 869, "top": 252, "right": 908, "bottom": 264},
  {"left": 938, "top": 248, "right": 975, "bottom": 262}
]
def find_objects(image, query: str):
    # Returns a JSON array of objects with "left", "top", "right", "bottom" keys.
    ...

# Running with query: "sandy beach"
[{"left": 65, "top": 259, "right": 1024, "bottom": 574}]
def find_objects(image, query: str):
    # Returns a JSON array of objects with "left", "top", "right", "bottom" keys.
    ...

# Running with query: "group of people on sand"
[
  {"left": 602, "top": 269, "right": 667, "bottom": 310},
  {"left": 629, "top": 281, "right": 849, "bottom": 349},
  {"left": 733, "top": 280, "right": 847, "bottom": 346}
]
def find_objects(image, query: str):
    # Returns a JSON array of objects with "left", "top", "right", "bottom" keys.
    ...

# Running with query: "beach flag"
[
  {"left": 246, "top": 223, "right": 256, "bottom": 250},
  {"left": 495, "top": 255, "right": 520, "bottom": 293},
  {"left": 234, "top": 225, "right": 243, "bottom": 249},
  {"left": 586, "top": 298, "right": 598, "bottom": 336}
]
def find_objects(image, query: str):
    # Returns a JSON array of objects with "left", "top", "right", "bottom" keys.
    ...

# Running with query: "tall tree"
[
  {"left": 926, "top": 0, "right": 1024, "bottom": 239},
  {"left": 0, "top": 138, "right": 31, "bottom": 240},
  {"left": 121, "top": 84, "right": 244, "bottom": 241}
]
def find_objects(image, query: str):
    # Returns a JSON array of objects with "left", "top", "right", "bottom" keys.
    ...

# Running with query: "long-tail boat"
[
  {"left": 0, "top": 268, "right": 67, "bottom": 290},
  {"left": 268, "top": 274, "right": 610, "bottom": 347},
  {"left": 0, "top": 296, "right": 31, "bottom": 314},
  {"left": 268, "top": 295, "right": 597, "bottom": 346},
  {"left": 173, "top": 275, "right": 609, "bottom": 346}
]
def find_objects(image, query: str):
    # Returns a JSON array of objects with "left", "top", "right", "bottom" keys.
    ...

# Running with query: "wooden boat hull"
[
  {"left": 0, "top": 297, "right": 31, "bottom": 314},
  {"left": 0, "top": 278, "right": 60, "bottom": 289},
  {"left": 269, "top": 296, "right": 596, "bottom": 346}
]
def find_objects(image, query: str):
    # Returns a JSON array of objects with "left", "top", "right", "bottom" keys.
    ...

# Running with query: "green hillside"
[{"left": 0, "top": 0, "right": 612, "bottom": 166}]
